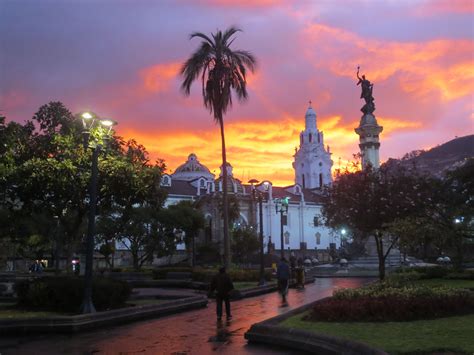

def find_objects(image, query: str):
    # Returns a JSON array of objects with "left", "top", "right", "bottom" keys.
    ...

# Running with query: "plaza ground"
[{"left": 0, "top": 277, "right": 369, "bottom": 354}]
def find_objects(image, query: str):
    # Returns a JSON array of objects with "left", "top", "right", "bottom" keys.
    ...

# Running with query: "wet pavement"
[{"left": 0, "top": 278, "right": 370, "bottom": 355}]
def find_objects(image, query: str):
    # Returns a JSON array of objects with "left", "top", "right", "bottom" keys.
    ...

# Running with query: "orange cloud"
[
  {"left": 116, "top": 108, "right": 419, "bottom": 186},
  {"left": 140, "top": 62, "right": 181, "bottom": 93},
  {"left": 302, "top": 23, "right": 474, "bottom": 102}
]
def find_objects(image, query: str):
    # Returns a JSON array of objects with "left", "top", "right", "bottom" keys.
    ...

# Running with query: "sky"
[{"left": 1, "top": 0, "right": 473, "bottom": 185}]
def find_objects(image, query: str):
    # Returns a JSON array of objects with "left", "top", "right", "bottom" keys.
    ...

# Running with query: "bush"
[
  {"left": 385, "top": 271, "right": 422, "bottom": 285},
  {"left": 404, "top": 266, "right": 450, "bottom": 279},
  {"left": 15, "top": 276, "right": 131, "bottom": 313},
  {"left": 152, "top": 267, "right": 193, "bottom": 280},
  {"left": 152, "top": 266, "right": 272, "bottom": 282},
  {"left": 395, "top": 266, "right": 474, "bottom": 280},
  {"left": 228, "top": 269, "right": 272, "bottom": 282}
]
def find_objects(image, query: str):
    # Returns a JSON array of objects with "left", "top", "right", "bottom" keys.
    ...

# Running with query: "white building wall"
[{"left": 260, "top": 202, "right": 340, "bottom": 252}]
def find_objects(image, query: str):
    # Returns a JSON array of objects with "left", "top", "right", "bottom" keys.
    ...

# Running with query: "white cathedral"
[{"left": 161, "top": 103, "right": 343, "bottom": 256}]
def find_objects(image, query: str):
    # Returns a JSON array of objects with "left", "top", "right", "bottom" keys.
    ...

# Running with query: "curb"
[
  {"left": 204, "top": 277, "right": 315, "bottom": 300},
  {"left": 244, "top": 297, "right": 387, "bottom": 355},
  {"left": 0, "top": 295, "right": 207, "bottom": 335}
]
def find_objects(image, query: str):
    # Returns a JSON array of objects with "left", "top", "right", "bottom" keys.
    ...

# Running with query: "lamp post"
[
  {"left": 275, "top": 197, "right": 289, "bottom": 259},
  {"left": 249, "top": 179, "right": 270, "bottom": 286},
  {"left": 78, "top": 111, "right": 117, "bottom": 314}
]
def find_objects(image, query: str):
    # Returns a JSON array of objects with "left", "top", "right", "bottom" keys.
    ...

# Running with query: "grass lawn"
[
  {"left": 413, "top": 278, "right": 474, "bottom": 289},
  {"left": 0, "top": 302, "right": 70, "bottom": 319},
  {"left": 281, "top": 311, "right": 474, "bottom": 354},
  {"left": 0, "top": 298, "right": 169, "bottom": 319}
]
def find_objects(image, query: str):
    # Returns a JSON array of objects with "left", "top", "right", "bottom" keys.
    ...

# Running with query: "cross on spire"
[{"left": 308, "top": 100, "right": 312, "bottom": 107}]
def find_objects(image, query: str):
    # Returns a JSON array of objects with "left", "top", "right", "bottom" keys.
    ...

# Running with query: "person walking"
[
  {"left": 209, "top": 267, "right": 234, "bottom": 321},
  {"left": 276, "top": 257, "right": 290, "bottom": 306}
]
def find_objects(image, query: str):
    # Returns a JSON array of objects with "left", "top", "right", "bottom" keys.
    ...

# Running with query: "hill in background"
[{"left": 384, "top": 134, "right": 474, "bottom": 177}]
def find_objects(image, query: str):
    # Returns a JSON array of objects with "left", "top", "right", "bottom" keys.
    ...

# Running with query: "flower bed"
[{"left": 305, "top": 282, "right": 474, "bottom": 322}]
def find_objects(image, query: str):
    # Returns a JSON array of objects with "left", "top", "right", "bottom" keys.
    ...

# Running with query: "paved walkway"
[{"left": 0, "top": 278, "right": 370, "bottom": 355}]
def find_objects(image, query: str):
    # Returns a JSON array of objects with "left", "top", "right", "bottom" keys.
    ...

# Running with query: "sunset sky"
[{"left": 1, "top": 0, "right": 473, "bottom": 185}]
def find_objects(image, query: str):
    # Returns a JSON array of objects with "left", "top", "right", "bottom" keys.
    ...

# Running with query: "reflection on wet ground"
[{"left": 0, "top": 278, "right": 370, "bottom": 354}]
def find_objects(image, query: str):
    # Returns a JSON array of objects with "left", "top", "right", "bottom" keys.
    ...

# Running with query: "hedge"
[
  {"left": 152, "top": 267, "right": 272, "bottom": 282},
  {"left": 14, "top": 276, "right": 131, "bottom": 313}
]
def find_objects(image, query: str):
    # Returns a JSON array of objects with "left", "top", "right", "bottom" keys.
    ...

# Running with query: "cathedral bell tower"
[{"left": 292, "top": 102, "right": 333, "bottom": 189}]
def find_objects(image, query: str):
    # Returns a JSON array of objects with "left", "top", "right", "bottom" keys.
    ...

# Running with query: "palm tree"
[{"left": 181, "top": 27, "right": 256, "bottom": 268}]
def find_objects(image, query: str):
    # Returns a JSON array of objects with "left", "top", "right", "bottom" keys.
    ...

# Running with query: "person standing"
[
  {"left": 209, "top": 267, "right": 234, "bottom": 321},
  {"left": 276, "top": 257, "right": 290, "bottom": 306}
]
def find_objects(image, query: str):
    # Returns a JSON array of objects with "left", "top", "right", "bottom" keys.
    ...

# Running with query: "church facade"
[{"left": 161, "top": 104, "right": 341, "bottom": 255}]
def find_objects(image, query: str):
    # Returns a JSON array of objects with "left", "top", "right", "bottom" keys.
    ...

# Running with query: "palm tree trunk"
[{"left": 218, "top": 112, "right": 231, "bottom": 269}]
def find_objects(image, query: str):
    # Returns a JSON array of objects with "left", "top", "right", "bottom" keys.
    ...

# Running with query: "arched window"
[
  {"left": 309, "top": 133, "right": 312, "bottom": 142},
  {"left": 284, "top": 231, "right": 290, "bottom": 245},
  {"left": 319, "top": 173, "right": 323, "bottom": 187},
  {"left": 315, "top": 232, "right": 321, "bottom": 245},
  {"left": 161, "top": 175, "right": 171, "bottom": 186}
]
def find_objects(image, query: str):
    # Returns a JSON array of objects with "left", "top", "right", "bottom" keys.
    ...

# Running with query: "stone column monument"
[{"left": 354, "top": 66, "right": 383, "bottom": 169}]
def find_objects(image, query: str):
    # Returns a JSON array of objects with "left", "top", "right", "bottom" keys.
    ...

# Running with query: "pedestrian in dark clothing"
[
  {"left": 276, "top": 258, "right": 290, "bottom": 305},
  {"left": 209, "top": 267, "right": 234, "bottom": 321}
]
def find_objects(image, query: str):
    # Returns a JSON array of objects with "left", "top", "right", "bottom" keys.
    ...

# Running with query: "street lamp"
[
  {"left": 78, "top": 111, "right": 117, "bottom": 314},
  {"left": 249, "top": 179, "right": 270, "bottom": 286},
  {"left": 275, "top": 197, "right": 289, "bottom": 259}
]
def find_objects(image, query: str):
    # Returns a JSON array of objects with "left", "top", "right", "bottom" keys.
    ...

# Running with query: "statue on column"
[{"left": 356, "top": 66, "right": 375, "bottom": 114}]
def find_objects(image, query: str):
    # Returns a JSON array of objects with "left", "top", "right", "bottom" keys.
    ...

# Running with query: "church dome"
[{"left": 172, "top": 153, "right": 214, "bottom": 181}]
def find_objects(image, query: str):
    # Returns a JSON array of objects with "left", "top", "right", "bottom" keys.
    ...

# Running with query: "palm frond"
[
  {"left": 180, "top": 42, "right": 213, "bottom": 95},
  {"left": 181, "top": 26, "right": 256, "bottom": 118},
  {"left": 222, "top": 26, "right": 242, "bottom": 46},
  {"left": 189, "top": 32, "right": 214, "bottom": 47}
]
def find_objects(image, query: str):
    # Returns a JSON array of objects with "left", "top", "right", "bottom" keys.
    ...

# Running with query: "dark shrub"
[
  {"left": 228, "top": 269, "right": 272, "bottom": 282},
  {"left": 152, "top": 267, "right": 193, "bottom": 279},
  {"left": 15, "top": 276, "right": 131, "bottom": 313},
  {"left": 191, "top": 269, "right": 214, "bottom": 282},
  {"left": 152, "top": 267, "right": 272, "bottom": 282}
]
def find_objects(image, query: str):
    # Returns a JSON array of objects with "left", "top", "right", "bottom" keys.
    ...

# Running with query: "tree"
[
  {"left": 164, "top": 201, "right": 205, "bottom": 266},
  {"left": 322, "top": 164, "right": 434, "bottom": 279},
  {"left": 1, "top": 102, "right": 170, "bottom": 272},
  {"left": 1, "top": 103, "right": 90, "bottom": 271},
  {"left": 231, "top": 228, "right": 260, "bottom": 265},
  {"left": 429, "top": 159, "right": 474, "bottom": 266},
  {"left": 98, "top": 139, "right": 167, "bottom": 270},
  {"left": 180, "top": 27, "right": 256, "bottom": 268}
]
